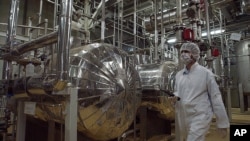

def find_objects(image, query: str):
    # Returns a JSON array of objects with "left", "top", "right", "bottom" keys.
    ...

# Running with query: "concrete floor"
[
  {"left": 206, "top": 124, "right": 229, "bottom": 141},
  {"left": 147, "top": 108, "right": 250, "bottom": 141}
]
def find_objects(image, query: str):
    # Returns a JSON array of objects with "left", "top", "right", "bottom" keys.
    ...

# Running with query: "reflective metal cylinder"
[{"left": 236, "top": 40, "right": 250, "bottom": 93}]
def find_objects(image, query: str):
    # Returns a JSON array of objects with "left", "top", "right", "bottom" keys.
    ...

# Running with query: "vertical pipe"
[
  {"left": 51, "top": 0, "right": 58, "bottom": 73},
  {"left": 113, "top": 5, "right": 116, "bottom": 46},
  {"left": 133, "top": 1, "right": 137, "bottom": 139},
  {"left": 119, "top": 0, "right": 124, "bottom": 48},
  {"left": 142, "top": 15, "right": 146, "bottom": 52},
  {"left": 38, "top": 0, "right": 43, "bottom": 37},
  {"left": 84, "top": 0, "right": 90, "bottom": 43},
  {"left": 205, "top": 0, "right": 211, "bottom": 45},
  {"left": 226, "top": 39, "right": 232, "bottom": 121},
  {"left": 2, "top": 0, "right": 20, "bottom": 80},
  {"left": 219, "top": 9, "right": 225, "bottom": 87},
  {"left": 160, "top": 0, "right": 165, "bottom": 62},
  {"left": 204, "top": 0, "right": 212, "bottom": 69},
  {"left": 27, "top": 17, "right": 32, "bottom": 37},
  {"left": 22, "top": 0, "right": 28, "bottom": 35},
  {"left": 43, "top": 19, "right": 48, "bottom": 55},
  {"left": 133, "top": 0, "right": 137, "bottom": 54},
  {"left": 65, "top": 88, "right": 78, "bottom": 141},
  {"left": 154, "top": 0, "right": 158, "bottom": 63},
  {"left": 53, "top": 0, "right": 58, "bottom": 29},
  {"left": 16, "top": 101, "right": 26, "bottom": 141},
  {"left": 117, "top": 4, "right": 120, "bottom": 47},
  {"left": 175, "top": 0, "right": 182, "bottom": 140},
  {"left": 176, "top": 0, "right": 182, "bottom": 43},
  {"left": 101, "top": 0, "right": 105, "bottom": 43},
  {"left": 6, "top": 0, "right": 19, "bottom": 46},
  {"left": 57, "top": 0, "right": 73, "bottom": 81}
]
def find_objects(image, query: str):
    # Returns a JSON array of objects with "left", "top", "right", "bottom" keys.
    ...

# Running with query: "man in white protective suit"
[{"left": 173, "top": 42, "right": 229, "bottom": 141}]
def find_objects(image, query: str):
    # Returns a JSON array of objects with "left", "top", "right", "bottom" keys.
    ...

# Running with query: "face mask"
[{"left": 181, "top": 52, "right": 192, "bottom": 64}]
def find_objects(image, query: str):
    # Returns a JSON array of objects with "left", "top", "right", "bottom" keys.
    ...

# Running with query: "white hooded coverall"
[{"left": 174, "top": 62, "right": 229, "bottom": 141}]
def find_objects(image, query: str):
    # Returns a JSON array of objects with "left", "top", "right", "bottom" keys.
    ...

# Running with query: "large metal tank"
[
  {"left": 137, "top": 61, "right": 177, "bottom": 120},
  {"left": 236, "top": 40, "right": 250, "bottom": 93},
  {"left": 137, "top": 61, "right": 177, "bottom": 91},
  {"left": 12, "top": 43, "right": 141, "bottom": 140}
]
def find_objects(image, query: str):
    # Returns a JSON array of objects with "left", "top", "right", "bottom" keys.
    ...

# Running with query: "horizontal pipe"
[{"left": 10, "top": 31, "right": 58, "bottom": 56}]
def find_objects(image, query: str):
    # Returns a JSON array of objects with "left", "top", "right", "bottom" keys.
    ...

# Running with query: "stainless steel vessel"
[
  {"left": 13, "top": 43, "right": 141, "bottom": 140},
  {"left": 235, "top": 40, "right": 250, "bottom": 93}
]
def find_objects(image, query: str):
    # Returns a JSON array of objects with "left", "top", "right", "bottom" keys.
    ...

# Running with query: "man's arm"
[{"left": 207, "top": 71, "right": 229, "bottom": 128}]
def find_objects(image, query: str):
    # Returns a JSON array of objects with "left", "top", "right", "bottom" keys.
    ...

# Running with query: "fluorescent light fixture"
[
  {"left": 202, "top": 29, "right": 225, "bottom": 36},
  {"left": 167, "top": 38, "right": 176, "bottom": 43}
]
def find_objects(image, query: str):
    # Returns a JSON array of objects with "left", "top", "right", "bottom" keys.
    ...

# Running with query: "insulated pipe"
[
  {"left": 119, "top": 0, "right": 124, "bottom": 48},
  {"left": 205, "top": 0, "right": 211, "bottom": 45},
  {"left": 176, "top": 0, "right": 182, "bottom": 25},
  {"left": 51, "top": 0, "right": 58, "bottom": 73},
  {"left": 57, "top": 0, "right": 73, "bottom": 82},
  {"left": 53, "top": 0, "right": 58, "bottom": 28},
  {"left": 113, "top": 6, "right": 116, "bottom": 46},
  {"left": 84, "top": 0, "right": 90, "bottom": 43},
  {"left": 225, "top": 39, "right": 232, "bottom": 121},
  {"left": 160, "top": 0, "right": 165, "bottom": 62},
  {"left": 2, "top": 0, "right": 20, "bottom": 80},
  {"left": 6, "top": 0, "right": 19, "bottom": 46},
  {"left": 204, "top": 0, "right": 213, "bottom": 69},
  {"left": 176, "top": 0, "right": 183, "bottom": 43},
  {"left": 101, "top": 0, "right": 105, "bottom": 43},
  {"left": 10, "top": 31, "right": 58, "bottom": 56},
  {"left": 154, "top": 0, "right": 159, "bottom": 63},
  {"left": 133, "top": 0, "right": 137, "bottom": 54},
  {"left": 38, "top": 0, "right": 43, "bottom": 36},
  {"left": 219, "top": 9, "right": 225, "bottom": 87}
]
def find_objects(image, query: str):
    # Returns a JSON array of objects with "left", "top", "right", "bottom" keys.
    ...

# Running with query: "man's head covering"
[{"left": 180, "top": 42, "right": 200, "bottom": 61}]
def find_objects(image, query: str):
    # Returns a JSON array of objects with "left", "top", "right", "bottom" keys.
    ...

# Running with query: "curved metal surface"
[
  {"left": 134, "top": 54, "right": 151, "bottom": 65},
  {"left": 235, "top": 40, "right": 250, "bottom": 93},
  {"left": 137, "top": 61, "right": 177, "bottom": 91},
  {"left": 137, "top": 61, "right": 177, "bottom": 120},
  {"left": 15, "top": 43, "right": 141, "bottom": 140}
]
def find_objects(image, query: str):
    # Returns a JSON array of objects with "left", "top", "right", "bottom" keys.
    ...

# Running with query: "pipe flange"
[
  {"left": 190, "top": 18, "right": 200, "bottom": 24},
  {"left": 205, "top": 56, "right": 214, "bottom": 62},
  {"left": 17, "top": 58, "right": 42, "bottom": 66},
  {"left": 173, "top": 24, "right": 185, "bottom": 31},
  {"left": 197, "top": 20, "right": 205, "bottom": 26}
]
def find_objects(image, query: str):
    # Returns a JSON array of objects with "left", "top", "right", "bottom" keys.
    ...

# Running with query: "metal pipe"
[
  {"left": 219, "top": 9, "right": 225, "bottom": 87},
  {"left": 154, "top": 0, "right": 158, "bottom": 63},
  {"left": 133, "top": 1, "right": 137, "bottom": 140},
  {"left": 2, "top": 0, "right": 20, "bottom": 80},
  {"left": 53, "top": 0, "right": 58, "bottom": 28},
  {"left": 133, "top": 0, "right": 137, "bottom": 54},
  {"left": 38, "top": 0, "right": 43, "bottom": 37},
  {"left": 204, "top": 0, "right": 213, "bottom": 69},
  {"left": 205, "top": 0, "right": 211, "bottom": 45},
  {"left": 160, "top": 0, "right": 165, "bottom": 62},
  {"left": 57, "top": 0, "right": 73, "bottom": 81},
  {"left": 101, "top": 0, "right": 105, "bottom": 43},
  {"left": 225, "top": 39, "right": 232, "bottom": 121},
  {"left": 175, "top": 0, "right": 183, "bottom": 44},
  {"left": 51, "top": 0, "right": 58, "bottom": 74},
  {"left": 43, "top": 19, "right": 48, "bottom": 55},
  {"left": 6, "top": 0, "right": 19, "bottom": 46},
  {"left": 84, "top": 0, "right": 90, "bottom": 43},
  {"left": 9, "top": 31, "right": 58, "bottom": 56},
  {"left": 0, "top": 22, "right": 53, "bottom": 31},
  {"left": 113, "top": 5, "right": 116, "bottom": 46},
  {"left": 118, "top": 0, "right": 124, "bottom": 48},
  {"left": 89, "top": 0, "right": 110, "bottom": 28}
]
